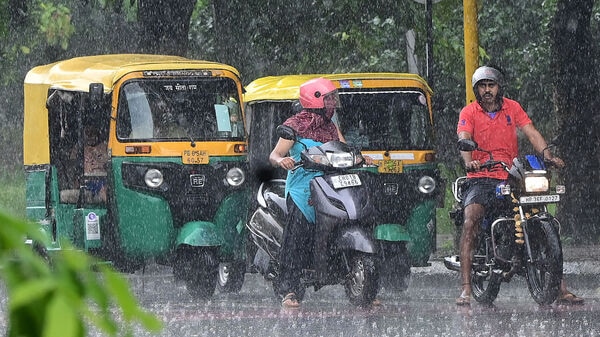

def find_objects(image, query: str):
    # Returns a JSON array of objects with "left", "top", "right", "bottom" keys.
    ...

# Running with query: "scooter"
[
  {"left": 246, "top": 125, "right": 380, "bottom": 306},
  {"left": 444, "top": 139, "right": 565, "bottom": 305}
]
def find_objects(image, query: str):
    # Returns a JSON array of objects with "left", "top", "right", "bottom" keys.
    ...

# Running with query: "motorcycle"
[
  {"left": 246, "top": 125, "right": 380, "bottom": 306},
  {"left": 444, "top": 139, "right": 565, "bottom": 305}
]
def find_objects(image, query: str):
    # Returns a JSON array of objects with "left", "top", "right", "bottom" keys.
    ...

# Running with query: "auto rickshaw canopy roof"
[
  {"left": 244, "top": 73, "right": 433, "bottom": 102},
  {"left": 24, "top": 54, "right": 242, "bottom": 93}
]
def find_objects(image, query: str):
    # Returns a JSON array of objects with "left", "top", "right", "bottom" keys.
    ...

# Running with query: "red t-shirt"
[{"left": 457, "top": 97, "right": 532, "bottom": 179}]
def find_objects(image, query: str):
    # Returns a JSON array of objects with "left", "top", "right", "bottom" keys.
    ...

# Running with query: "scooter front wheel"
[{"left": 344, "top": 253, "right": 380, "bottom": 307}]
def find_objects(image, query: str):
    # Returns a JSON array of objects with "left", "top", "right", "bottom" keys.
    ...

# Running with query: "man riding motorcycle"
[{"left": 455, "top": 66, "right": 583, "bottom": 306}]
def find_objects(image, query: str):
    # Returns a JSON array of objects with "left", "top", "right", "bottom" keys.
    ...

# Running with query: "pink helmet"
[{"left": 299, "top": 78, "right": 337, "bottom": 109}]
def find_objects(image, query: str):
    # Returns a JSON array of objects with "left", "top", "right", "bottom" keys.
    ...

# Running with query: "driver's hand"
[
  {"left": 465, "top": 160, "right": 481, "bottom": 171},
  {"left": 547, "top": 157, "right": 565, "bottom": 168},
  {"left": 362, "top": 155, "right": 374, "bottom": 166}
]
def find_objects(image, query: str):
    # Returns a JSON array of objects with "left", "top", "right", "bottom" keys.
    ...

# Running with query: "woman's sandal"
[
  {"left": 557, "top": 292, "right": 584, "bottom": 305},
  {"left": 282, "top": 293, "right": 300, "bottom": 308}
]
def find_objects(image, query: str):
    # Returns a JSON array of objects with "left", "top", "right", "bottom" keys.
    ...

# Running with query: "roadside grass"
[{"left": 0, "top": 168, "right": 26, "bottom": 220}]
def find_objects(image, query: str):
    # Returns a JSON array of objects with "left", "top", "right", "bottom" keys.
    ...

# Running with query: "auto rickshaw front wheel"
[
  {"left": 174, "top": 245, "right": 218, "bottom": 300},
  {"left": 217, "top": 261, "right": 246, "bottom": 293}
]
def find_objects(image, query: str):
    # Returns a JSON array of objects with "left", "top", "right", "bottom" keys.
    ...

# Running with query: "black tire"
[
  {"left": 471, "top": 238, "right": 501, "bottom": 304},
  {"left": 217, "top": 261, "right": 246, "bottom": 293},
  {"left": 174, "top": 246, "right": 218, "bottom": 300},
  {"left": 344, "top": 253, "right": 380, "bottom": 306},
  {"left": 379, "top": 241, "right": 411, "bottom": 292},
  {"left": 525, "top": 220, "right": 563, "bottom": 305}
]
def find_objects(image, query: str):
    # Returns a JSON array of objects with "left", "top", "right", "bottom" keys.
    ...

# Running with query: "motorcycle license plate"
[
  {"left": 331, "top": 174, "right": 361, "bottom": 189},
  {"left": 519, "top": 194, "right": 560, "bottom": 204}
]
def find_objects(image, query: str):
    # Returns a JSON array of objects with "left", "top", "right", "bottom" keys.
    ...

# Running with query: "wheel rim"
[{"left": 218, "top": 263, "right": 230, "bottom": 286}]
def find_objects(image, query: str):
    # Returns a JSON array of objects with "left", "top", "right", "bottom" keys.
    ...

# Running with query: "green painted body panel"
[
  {"left": 374, "top": 223, "right": 411, "bottom": 242},
  {"left": 406, "top": 199, "right": 436, "bottom": 266},
  {"left": 176, "top": 221, "right": 222, "bottom": 246}
]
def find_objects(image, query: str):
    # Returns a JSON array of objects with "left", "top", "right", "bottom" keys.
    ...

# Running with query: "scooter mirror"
[
  {"left": 276, "top": 125, "right": 297, "bottom": 141},
  {"left": 457, "top": 138, "right": 478, "bottom": 152}
]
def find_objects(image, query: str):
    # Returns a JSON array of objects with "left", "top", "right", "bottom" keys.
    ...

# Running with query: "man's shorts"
[{"left": 462, "top": 177, "right": 506, "bottom": 208}]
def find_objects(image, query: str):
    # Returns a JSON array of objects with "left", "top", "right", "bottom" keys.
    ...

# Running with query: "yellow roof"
[
  {"left": 244, "top": 73, "right": 432, "bottom": 102},
  {"left": 24, "top": 54, "right": 241, "bottom": 92}
]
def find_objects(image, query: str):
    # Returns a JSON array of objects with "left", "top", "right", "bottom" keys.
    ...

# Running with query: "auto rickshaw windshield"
[{"left": 116, "top": 77, "right": 244, "bottom": 141}]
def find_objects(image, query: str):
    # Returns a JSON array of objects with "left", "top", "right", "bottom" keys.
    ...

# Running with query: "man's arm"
[
  {"left": 458, "top": 131, "right": 480, "bottom": 170},
  {"left": 521, "top": 124, "right": 564, "bottom": 167}
]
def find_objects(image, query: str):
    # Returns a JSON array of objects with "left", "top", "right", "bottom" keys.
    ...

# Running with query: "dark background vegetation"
[{"left": 1, "top": 0, "right": 598, "bottom": 242}]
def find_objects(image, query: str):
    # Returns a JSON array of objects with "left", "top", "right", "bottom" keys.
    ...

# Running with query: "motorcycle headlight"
[
  {"left": 225, "top": 167, "right": 245, "bottom": 186},
  {"left": 524, "top": 175, "right": 549, "bottom": 192},
  {"left": 418, "top": 176, "right": 436, "bottom": 194},
  {"left": 144, "top": 169, "right": 164, "bottom": 188},
  {"left": 326, "top": 152, "right": 354, "bottom": 168}
]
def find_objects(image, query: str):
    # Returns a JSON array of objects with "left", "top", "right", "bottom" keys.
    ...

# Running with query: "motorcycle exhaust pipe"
[{"left": 443, "top": 255, "right": 461, "bottom": 272}]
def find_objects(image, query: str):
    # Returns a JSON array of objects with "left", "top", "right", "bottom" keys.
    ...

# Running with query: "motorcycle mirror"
[
  {"left": 457, "top": 139, "right": 478, "bottom": 152},
  {"left": 276, "top": 125, "right": 297, "bottom": 141}
]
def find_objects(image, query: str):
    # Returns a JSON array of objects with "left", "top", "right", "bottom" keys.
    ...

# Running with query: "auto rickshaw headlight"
[
  {"left": 418, "top": 176, "right": 436, "bottom": 194},
  {"left": 226, "top": 167, "right": 245, "bottom": 186},
  {"left": 144, "top": 169, "right": 164, "bottom": 188}
]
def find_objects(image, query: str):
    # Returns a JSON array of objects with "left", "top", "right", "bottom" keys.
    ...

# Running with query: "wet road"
[{"left": 116, "top": 263, "right": 599, "bottom": 337}]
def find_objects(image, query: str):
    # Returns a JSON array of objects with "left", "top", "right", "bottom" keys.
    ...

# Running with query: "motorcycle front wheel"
[
  {"left": 524, "top": 219, "right": 563, "bottom": 305},
  {"left": 344, "top": 253, "right": 380, "bottom": 307}
]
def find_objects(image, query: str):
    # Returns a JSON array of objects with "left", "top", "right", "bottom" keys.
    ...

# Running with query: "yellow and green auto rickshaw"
[
  {"left": 23, "top": 54, "right": 250, "bottom": 298},
  {"left": 244, "top": 73, "right": 443, "bottom": 290}
]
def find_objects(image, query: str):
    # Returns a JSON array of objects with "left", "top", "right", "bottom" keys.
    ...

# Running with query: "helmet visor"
[{"left": 323, "top": 90, "right": 341, "bottom": 109}]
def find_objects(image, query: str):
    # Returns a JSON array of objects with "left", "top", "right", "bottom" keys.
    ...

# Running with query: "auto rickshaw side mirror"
[
  {"left": 276, "top": 125, "right": 296, "bottom": 141},
  {"left": 457, "top": 138, "right": 478, "bottom": 152}
]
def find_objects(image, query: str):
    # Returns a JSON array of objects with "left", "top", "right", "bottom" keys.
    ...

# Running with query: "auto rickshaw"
[
  {"left": 23, "top": 54, "right": 250, "bottom": 298},
  {"left": 244, "top": 73, "right": 443, "bottom": 290}
]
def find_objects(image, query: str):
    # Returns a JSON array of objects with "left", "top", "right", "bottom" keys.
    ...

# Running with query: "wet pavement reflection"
[{"left": 114, "top": 264, "right": 598, "bottom": 337}]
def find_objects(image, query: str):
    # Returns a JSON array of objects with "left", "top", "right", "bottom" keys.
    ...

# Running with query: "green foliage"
[
  {"left": 0, "top": 170, "right": 25, "bottom": 219},
  {"left": 36, "top": 2, "right": 75, "bottom": 49},
  {"left": 0, "top": 211, "right": 162, "bottom": 337}
]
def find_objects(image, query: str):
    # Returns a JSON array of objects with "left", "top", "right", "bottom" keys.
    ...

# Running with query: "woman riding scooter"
[{"left": 269, "top": 78, "right": 373, "bottom": 308}]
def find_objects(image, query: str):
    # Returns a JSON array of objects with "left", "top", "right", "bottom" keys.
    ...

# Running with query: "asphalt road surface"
[{"left": 110, "top": 263, "right": 599, "bottom": 337}]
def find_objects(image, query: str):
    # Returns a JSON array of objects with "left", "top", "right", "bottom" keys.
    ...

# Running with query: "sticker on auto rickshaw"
[
  {"left": 182, "top": 149, "right": 209, "bottom": 164},
  {"left": 374, "top": 159, "right": 404, "bottom": 173}
]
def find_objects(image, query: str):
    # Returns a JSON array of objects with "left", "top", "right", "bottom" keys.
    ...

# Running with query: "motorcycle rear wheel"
[
  {"left": 525, "top": 220, "right": 563, "bottom": 305},
  {"left": 345, "top": 253, "right": 380, "bottom": 307}
]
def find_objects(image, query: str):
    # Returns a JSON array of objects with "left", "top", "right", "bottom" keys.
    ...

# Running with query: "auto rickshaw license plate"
[
  {"left": 182, "top": 150, "right": 209, "bottom": 164},
  {"left": 331, "top": 174, "right": 361, "bottom": 189}
]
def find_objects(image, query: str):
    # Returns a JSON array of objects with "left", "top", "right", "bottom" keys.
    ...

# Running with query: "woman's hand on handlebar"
[{"left": 277, "top": 157, "right": 296, "bottom": 170}]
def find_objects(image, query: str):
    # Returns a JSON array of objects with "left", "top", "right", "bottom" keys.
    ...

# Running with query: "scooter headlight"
[
  {"left": 418, "top": 176, "right": 436, "bottom": 194},
  {"left": 226, "top": 167, "right": 245, "bottom": 186},
  {"left": 524, "top": 175, "right": 549, "bottom": 192},
  {"left": 326, "top": 152, "right": 354, "bottom": 168},
  {"left": 144, "top": 169, "right": 164, "bottom": 188}
]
